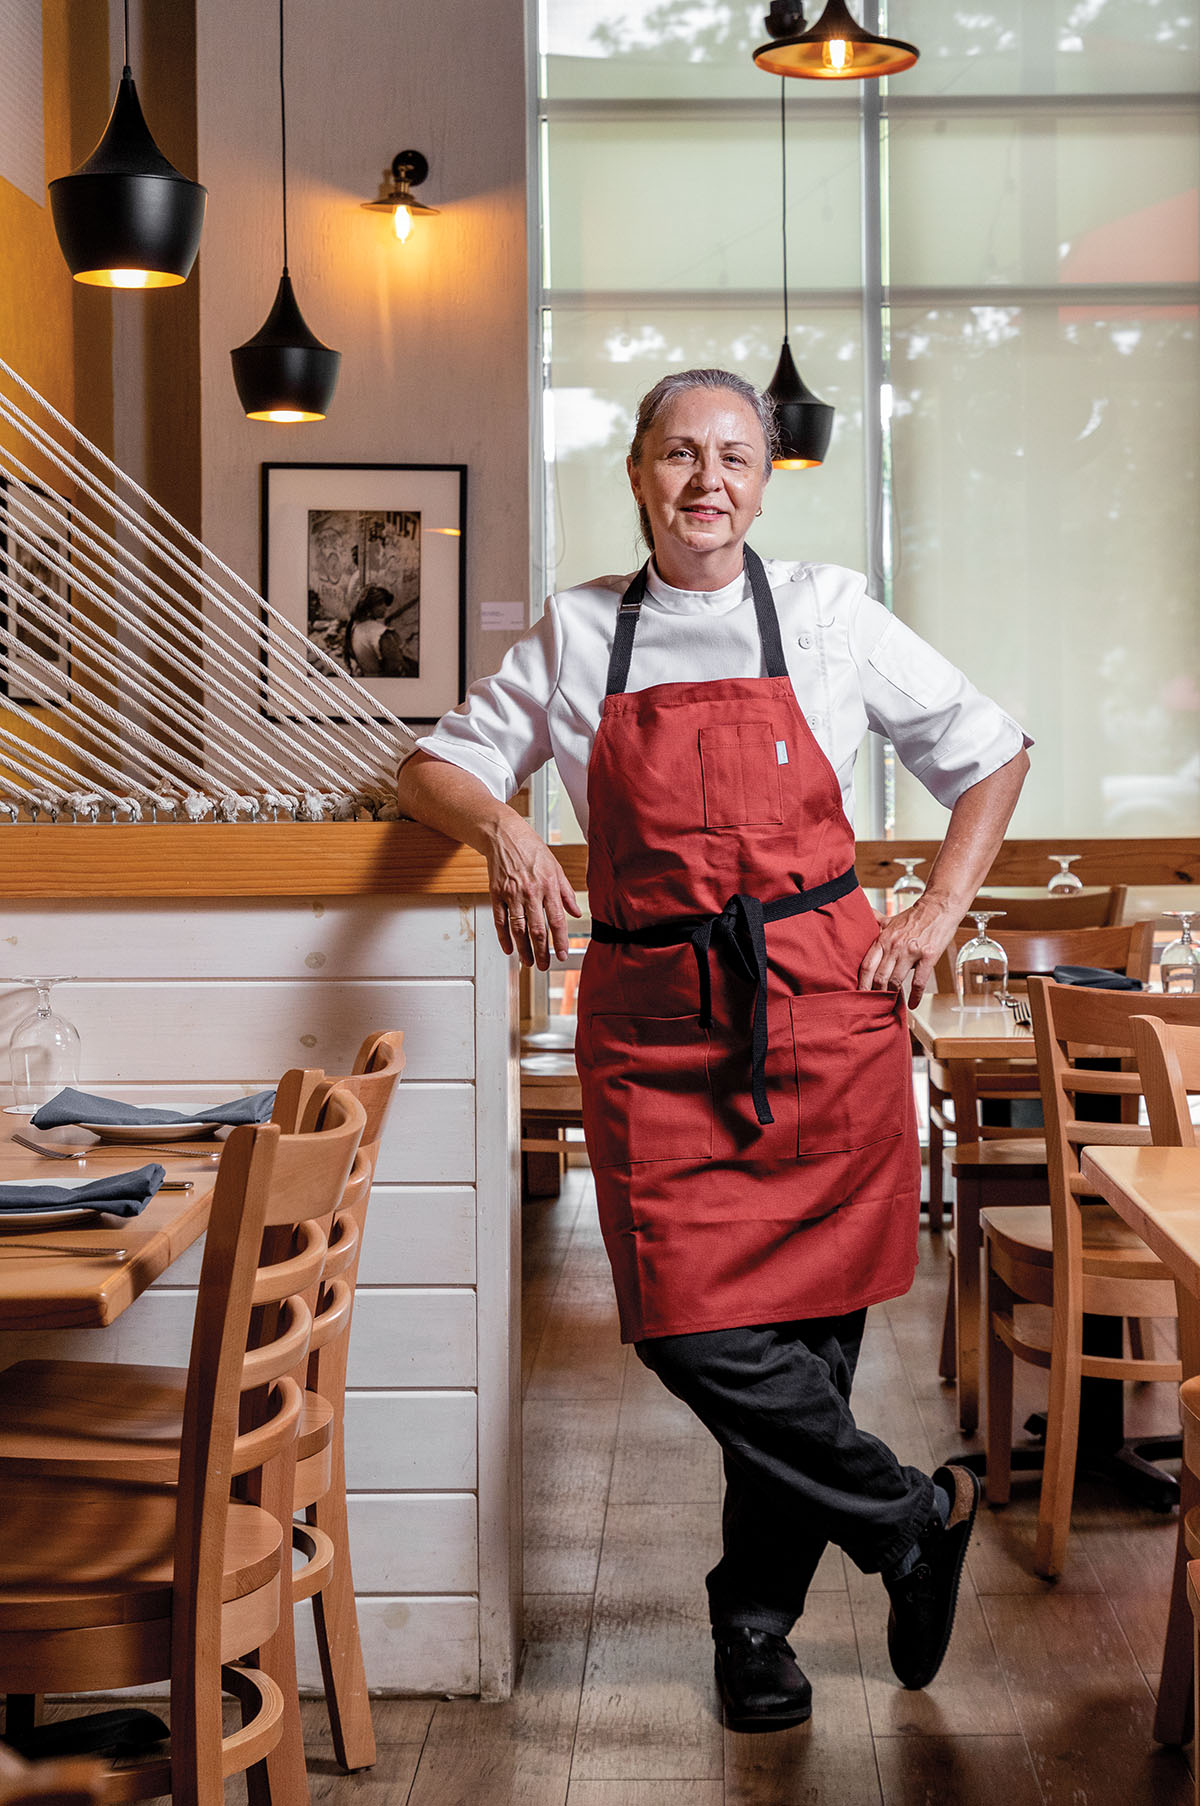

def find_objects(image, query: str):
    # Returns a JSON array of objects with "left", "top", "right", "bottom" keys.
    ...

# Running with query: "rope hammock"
[{"left": 0, "top": 353, "right": 421, "bottom": 822}]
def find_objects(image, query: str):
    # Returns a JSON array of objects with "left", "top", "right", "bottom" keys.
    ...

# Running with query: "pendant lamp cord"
[
  {"left": 779, "top": 77, "right": 789, "bottom": 345},
  {"left": 278, "top": 0, "right": 289, "bottom": 274},
  {"left": 122, "top": 0, "right": 130, "bottom": 74}
]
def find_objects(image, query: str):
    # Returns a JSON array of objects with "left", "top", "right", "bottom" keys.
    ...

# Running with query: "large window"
[{"left": 537, "top": 0, "right": 1200, "bottom": 847}]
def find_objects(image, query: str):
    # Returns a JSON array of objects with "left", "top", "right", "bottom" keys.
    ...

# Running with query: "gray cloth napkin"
[
  {"left": 31, "top": 1087, "right": 276, "bottom": 1130},
  {"left": 1052, "top": 965, "right": 1143, "bottom": 991},
  {"left": 0, "top": 1163, "right": 165, "bottom": 1218}
]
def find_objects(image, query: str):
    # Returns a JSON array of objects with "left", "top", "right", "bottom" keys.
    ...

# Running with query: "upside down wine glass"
[
  {"left": 1160, "top": 914, "right": 1200, "bottom": 995},
  {"left": 890, "top": 858, "right": 926, "bottom": 905},
  {"left": 955, "top": 912, "right": 1009, "bottom": 1011},
  {"left": 6, "top": 975, "right": 81, "bottom": 1113},
  {"left": 1047, "top": 854, "right": 1083, "bottom": 896}
]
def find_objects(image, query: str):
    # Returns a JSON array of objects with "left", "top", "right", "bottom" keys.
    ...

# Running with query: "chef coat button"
[{"left": 798, "top": 632, "right": 814, "bottom": 649}]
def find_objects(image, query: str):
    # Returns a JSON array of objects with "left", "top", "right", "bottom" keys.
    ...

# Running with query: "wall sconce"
[{"left": 361, "top": 150, "right": 439, "bottom": 243}]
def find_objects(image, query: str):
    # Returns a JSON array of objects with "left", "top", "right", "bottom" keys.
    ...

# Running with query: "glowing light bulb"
[
  {"left": 822, "top": 37, "right": 851, "bottom": 71},
  {"left": 393, "top": 204, "right": 413, "bottom": 243},
  {"left": 106, "top": 269, "right": 153, "bottom": 288}
]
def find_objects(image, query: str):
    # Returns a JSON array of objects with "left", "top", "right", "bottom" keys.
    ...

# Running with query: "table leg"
[
  {"left": 954, "top": 1162, "right": 983, "bottom": 1436},
  {"left": 1154, "top": 1281, "right": 1200, "bottom": 1747}
]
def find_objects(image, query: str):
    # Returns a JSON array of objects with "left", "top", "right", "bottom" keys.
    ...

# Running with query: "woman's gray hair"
[{"left": 629, "top": 368, "right": 778, "bottom": 551}]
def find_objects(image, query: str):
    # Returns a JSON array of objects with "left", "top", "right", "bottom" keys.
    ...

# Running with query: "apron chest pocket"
[
  {"left": 699, "top": 724, "right": 784, "bottom": 828},
  {"left": 580, "top": 1012, "right": 712, "bottom": 1167},
  {"left": 789, "top": 990, "right": 909, "bottom": 1156}
]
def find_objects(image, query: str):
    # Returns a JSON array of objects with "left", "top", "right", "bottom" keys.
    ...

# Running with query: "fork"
[
  {"left": 12, "top": 1131, "right": 218, "bottom": 1162},
  {"left": 0, "top": 1242, "right": 127, "bottom": 1258},
  {"left": 1011, "top": 999, "right": 1032, "bottom": 1029}
]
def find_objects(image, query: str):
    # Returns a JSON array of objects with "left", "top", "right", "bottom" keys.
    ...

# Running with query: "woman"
[{"left": 396, "top": 369, "right": 1030, "bottom": 1729}]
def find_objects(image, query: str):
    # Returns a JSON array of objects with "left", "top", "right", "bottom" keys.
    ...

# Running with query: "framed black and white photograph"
[
  {"left": 261, "top": 462, "right": 466, "bottom": 723},
  {"left": 0, "top": 478, "right": 71, "bottom": 705}
]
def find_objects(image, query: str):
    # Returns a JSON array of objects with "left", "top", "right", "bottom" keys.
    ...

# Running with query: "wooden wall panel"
[
  {"left": 376, "top": 1086, "right": 475, "bottom": 1184},
  {"left": 359, "top": 1187, "right": 477, "bottom": 1286},
  {"left": 346, "top": 1289, "right": 477, "bottom": 1388},
  {"left": 342, "top": 1391, "right": 477, "bottom": 1490},
  {"left": 294, "top": 1597, "right": 480, "bottom": 1698},
  {"left": 0, "top": 898, "right": 475, "bottom": 979},
  {"left": 0, "top": 979, "right": 475, "bottom": 1085},
  {"left": 346, "top": 1494, "right": 478, "bottom": 1593}
]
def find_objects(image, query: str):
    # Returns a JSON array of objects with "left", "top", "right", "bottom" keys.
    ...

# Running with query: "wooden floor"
[{"left": 295, "top": 1168, "right": 1194, "bottom": 1801}]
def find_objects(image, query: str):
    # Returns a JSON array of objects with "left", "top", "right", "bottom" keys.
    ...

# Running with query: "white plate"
[
  {"left": 77, "top": 1119, "right": 219, "bottom": 1143},
  {"left": 0, "top": 1176, "right": 105, "bottom": 1227}
]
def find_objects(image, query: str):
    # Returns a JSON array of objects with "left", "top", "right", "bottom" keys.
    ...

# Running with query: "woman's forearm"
[
  {"left": 395, "top": 750, "right": 581, "bottom": 967},
  {"left": 922, "top": 747, "right": 1031, "bottom": 915},
  {"left": 859, "top": 746, "right": 1030, "bottom": 1000},
  {"left": 396, "top": 748, "right": 524, "bottom": 855}
]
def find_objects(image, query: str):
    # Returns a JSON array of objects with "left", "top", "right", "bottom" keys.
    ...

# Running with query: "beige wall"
[{"left": 195, "top": 0, "right": 531, "bottom": 695}]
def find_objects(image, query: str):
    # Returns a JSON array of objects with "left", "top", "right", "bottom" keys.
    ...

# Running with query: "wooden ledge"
[
  {"left": 0, "top": 822, "right": 492, "bottom": 898},
  {"left": 0, "top": 828, "right": 1194, "bottom": 901}
]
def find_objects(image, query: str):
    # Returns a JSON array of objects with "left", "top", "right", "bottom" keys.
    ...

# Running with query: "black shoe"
[
  {"left": 885, "top": 1463, "right": 980, "bottom": 1691},
  {"left": 713, "top": 1626, "right": 813, "bottom": 1733}
]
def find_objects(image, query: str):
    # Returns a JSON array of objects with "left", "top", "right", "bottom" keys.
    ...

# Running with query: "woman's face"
[{"left": 627, "top": 387, "right": 769, "bottom": 573}]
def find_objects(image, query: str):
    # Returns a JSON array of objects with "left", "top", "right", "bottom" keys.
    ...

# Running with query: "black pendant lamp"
[
  {"left": 766, "top": 81, "right": 833, "bottom": 470},
  {"left": 48, "top": 0, "right": 206, "bottom": 288},
  {"left": 231, "top": 0, "right": 340, "bottom": 423},
  {"left": 753, "top": 0, "right": 919, "bottom": 80}
]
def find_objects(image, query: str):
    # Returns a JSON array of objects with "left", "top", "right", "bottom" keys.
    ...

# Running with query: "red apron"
[{"left": 575, "top": 548, "right": 921, "bottom": 1343}]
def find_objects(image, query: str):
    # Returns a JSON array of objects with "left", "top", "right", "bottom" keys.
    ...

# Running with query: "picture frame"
[
  {"left": 0, "top": 477, "right": 71, "bottom": 705},
  {"left": 260, "top": 462, "right": 466, "bottom": 724}
]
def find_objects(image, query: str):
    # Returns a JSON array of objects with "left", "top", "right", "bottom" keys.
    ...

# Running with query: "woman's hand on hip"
[
  {"left": 484, "top": 817, "right": 582, "bottom": 970},
  {"left": 858, "top": 893, "right": 962, "bottom": 1006}
]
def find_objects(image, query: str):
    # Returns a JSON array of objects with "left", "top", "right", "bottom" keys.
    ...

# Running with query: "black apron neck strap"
[
  {"left": 603, "top": 547, "right": 788, "bottom": 697},
  {"left": 744, "top": 545, "right": 789, "bottom": 678},
  {"left": 604, "top": 562, "right": 649, "bottom": 697}
]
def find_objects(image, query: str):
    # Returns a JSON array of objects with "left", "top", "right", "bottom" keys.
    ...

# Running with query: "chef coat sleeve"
[
  {"left": 403, "top": 600, "right": 561, "bottom": 803},
  {"left": 852, "top": 591, "right": 1032, "bottom": 810}
]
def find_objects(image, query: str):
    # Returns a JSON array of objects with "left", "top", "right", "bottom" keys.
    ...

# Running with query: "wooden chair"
[
  {"left": 1130, "top": 1015, "right": 1200, "bottom": 1747},
  {"left": 0, "top": 1032, "right": 405, "bottom": 1782},
  {"left": 982, "top": 978, "right": 1200, "bottom": 1578},
  {"left": 936, "top": 920, "right": 1156, "bottom": 1433},
  {"left": 969, "top": 887, "right": 1127, "bottom": 929},
  {"left": 926, "top": 907, "right": 1135, "bottom": 1234},
  {"left": 0, "top": 1749, "right": 107, "bottom": 1806},
  {"left": 0, "top": 1084, "right": 365, "bottom": 1804}
]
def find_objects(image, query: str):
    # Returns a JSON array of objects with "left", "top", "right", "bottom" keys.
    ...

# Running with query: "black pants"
[{"left": 636, "top": 1311, "right": 936, "bottom": 1637}]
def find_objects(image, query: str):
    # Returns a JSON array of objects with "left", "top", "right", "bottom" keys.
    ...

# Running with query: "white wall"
[{"left": 195, "top": 0, "right": 531, "bottom": 694}]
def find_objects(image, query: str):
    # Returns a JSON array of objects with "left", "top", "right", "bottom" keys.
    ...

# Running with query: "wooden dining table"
[
  {"left": 0, "top": 1118, "right": 219, "bottom": 1330},
  {"left": 1079, "top": 1144, "right": 1200, "bottom": 1746}
]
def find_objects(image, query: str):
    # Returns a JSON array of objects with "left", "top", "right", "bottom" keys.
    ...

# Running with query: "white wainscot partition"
[{"left": 0, "top": 893, "right": 521, "bottom": 1699}]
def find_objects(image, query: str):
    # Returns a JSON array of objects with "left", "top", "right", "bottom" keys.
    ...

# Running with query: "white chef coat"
[{"left": 408, "top": 559, "right": 1031, "bottom": 833}]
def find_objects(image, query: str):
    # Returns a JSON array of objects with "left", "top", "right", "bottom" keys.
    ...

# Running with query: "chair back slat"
[
  {"left": 309, "top": 1276, "right": 354, "bottom": 1352},
  {"left": 250, "top": 1216, "right": 327, "bottom": 1308},
  {"left": 963, "top": 921, "right": 1153, "bottom": 981},
  {"left": 972, "top": 887, "right": 1126, "bottom": 929},
  {"left": 1133, "top": 1015, "right": 1200, "bottom": 1147}
]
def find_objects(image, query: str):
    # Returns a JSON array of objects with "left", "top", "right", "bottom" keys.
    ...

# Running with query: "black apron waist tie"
[{"left": 591, "top": 865, "right": 860, "bottom": 1127}]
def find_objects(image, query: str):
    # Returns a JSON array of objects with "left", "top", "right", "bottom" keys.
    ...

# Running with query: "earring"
[{"left": 755, "top": 507, "right": 763, "bottom": 517}]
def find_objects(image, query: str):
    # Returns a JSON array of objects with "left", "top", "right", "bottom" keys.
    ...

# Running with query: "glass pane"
[
  {"left": 545, "top": 115, "right": 863, "bottom": 293},
  {"left": 889, "top": 110, "right": 1200, "bottom": 289},
  {"left": 889, "top": 302, "right": 1200, "bottom": 838},
  {"left": 543, "top": 0, "right": 852, "bottom": 102},
  {"left": 898, "top": 0, "right": 1200, "bottom": 99},
  {"left": 545, "top": 306, "right": 866, "bottom": 595}
]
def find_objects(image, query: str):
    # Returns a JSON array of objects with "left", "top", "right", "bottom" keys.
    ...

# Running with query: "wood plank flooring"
[{"left": 275, "top": 1167, "right": 1195, "bottom": 1801}]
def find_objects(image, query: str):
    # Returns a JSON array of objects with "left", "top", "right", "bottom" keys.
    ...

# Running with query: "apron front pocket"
[
  {"left": 580, "top": 1012, "right": 712, "bottom": 1166},
  {"left": 699, "top": 724, "right": 784, "bottom": 828},
  {"left": 789, "top": 989, "right": 909, "bottom": 1155}
]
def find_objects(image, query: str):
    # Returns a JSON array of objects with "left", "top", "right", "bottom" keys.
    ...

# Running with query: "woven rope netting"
[{"left": 0, "top": 354, "right": 420, "bottom": 823}]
